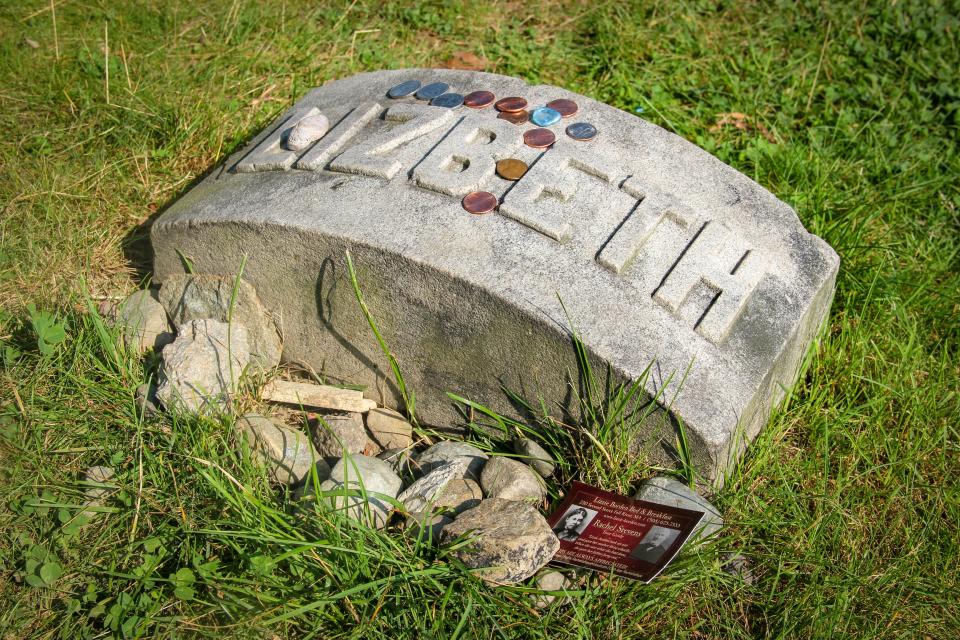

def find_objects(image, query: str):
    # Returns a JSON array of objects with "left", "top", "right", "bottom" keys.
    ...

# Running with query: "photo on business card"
[
  {"left": 552, "top": 504, "right": 598, "bottom": 541},
  {"left": 629, "top": 525, "right": 681, "bottom": 564}
]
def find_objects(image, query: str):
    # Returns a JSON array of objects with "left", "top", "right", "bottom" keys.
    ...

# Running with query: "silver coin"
[
  {"left": 415, "top": 82, "right": 449, "bottom": 100},
  {"left": 387, "top": 79, "right": 421, "bottom": 98},
  {"left": 566, "top": 122, "right": 598, "bottom": 141},
  {"left": 430, "top": 93, "right": 465, "bottom": 109}
]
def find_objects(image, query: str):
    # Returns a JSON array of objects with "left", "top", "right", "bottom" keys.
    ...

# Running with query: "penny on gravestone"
[
  {"left": 523, "top": 128, "right": 556, "bottom": 148},
  {"left": 498, "top": 110, "right": 529, "bottom": 125},
  {"left": 156, "top": 68, "right": 839, "bottom": 485},
  {"left": 462, "top": 191, "right": 498, "bottom": 214},
  {"left": 546, "top": 99, "right": 578, "bottom": 118},
  {"left": 495, "top": 96, "right": 528, "bottom": 112},
  {"left": 496, "top": 158, "right": 528, "bottom": 181},
  {"left": 463, "top": 90, "right": 495, "bottom": 109}
]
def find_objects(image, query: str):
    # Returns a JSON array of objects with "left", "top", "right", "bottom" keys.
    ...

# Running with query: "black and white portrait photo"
[
  {"left": 629, "top": 526, "right": 680, "bottom": 563},
  {"left": 552, "top": 504, "right": 598, "bottom": 541}
]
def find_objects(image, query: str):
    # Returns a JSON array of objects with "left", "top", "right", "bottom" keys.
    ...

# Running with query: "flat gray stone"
[
  {"left": 440, "top": 498, "right": 560, "bottom": 585},
  {"left": 156, "top": 319, "right": 249, "bottom": 414},
  {"left": 151, "top": 69, "right": 839, "bottom": 483},
  {"left": 405, "top": 511, "right": 452, "bottom": 543},
  {"left": 512, "top": 437, "right": 555, "bottom": 478},
  {"left": 634, "top": 475, "right": 723, "bottom": 541},
  {"left": 480, "top": 456, "right": 546, "bottom": 504},
  {"left": 365, "top": 407, "right": 413, "bottom": 450},
  {"left": 116, "top": 289, "right": 173, "bottom": 354},
  {"left": 158, "top": 274, "right": 282, "bottom": 369},
  {"left": 415, "top": 441, "right": 488, "bottom": 479},
  {"left": 317, "top": 454, "right": 402, "bottom": 528},
  {"left": 83, "top": 466, "right": 116, "bottom": 505},
  {"left": 237, "top": 413, "right": 319, "bottom": 485},
  {"left": 311, "top": 411, "right": 368, "bottom": 457},
  {"left": 432, "top": 478, "right": 483, "bottom": 515},
  {"left": 397, "top": 458, "right": 469, "bottom": 513},
  {"left": 531, "top": 570, "right": 571, "bottom": 608}
]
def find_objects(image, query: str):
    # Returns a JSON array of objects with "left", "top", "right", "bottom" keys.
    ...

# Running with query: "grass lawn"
[{"left": 1, "top": 1, "right": 958, "bottom": 638}]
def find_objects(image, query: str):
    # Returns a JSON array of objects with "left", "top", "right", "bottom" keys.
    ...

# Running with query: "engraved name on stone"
[{"left": 235, "top": 98, "right": 767, "bottom": 345}]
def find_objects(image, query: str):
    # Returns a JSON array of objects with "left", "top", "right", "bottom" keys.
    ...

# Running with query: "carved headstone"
[{"left": 151, "top": 69, "right": 838, "bottom": 484}]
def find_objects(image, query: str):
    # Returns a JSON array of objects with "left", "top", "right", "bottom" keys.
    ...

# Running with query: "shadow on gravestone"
[{"left": 148, "top": 68, "right": 839, "bottom": 486}]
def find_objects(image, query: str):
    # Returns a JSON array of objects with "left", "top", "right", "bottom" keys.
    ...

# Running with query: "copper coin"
[
  {"left": 495, "top": 96, "right": 528, "bottom": 112},
  {"left": 496, "top": 158, "right": 528, "bottom": 181},
  {"left": 546, "top": 98, "right": 578, "bottom": 118},
  {"left": 463, "top": 90, "right": 495, "bottom": 109},
  {"left": 523, "top": 127, "right": 556, "bottom": 148},
  {"left": 497, "top": 110, "right": 529, "bottom": 125},
  {"left": 462, "top": 191, "right": 498, "bottom": 214}
]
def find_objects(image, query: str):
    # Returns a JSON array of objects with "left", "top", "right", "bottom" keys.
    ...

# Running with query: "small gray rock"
[
  {"left": 722, "top": 553, "right": 756, "bottom": 585},
  {"left": 156, "top": 319, "right": 249, "bottom": 415},
  {"left": 416, "top": 441, "right": 488, "bottom": 479},
  {"left": 433, "top": 478, "right": 483, "bottom": 515},
  {"left": 135, "top": 383, "right": 160, "bottom": 419},
  {"left": 512, "top": 437, "right": 555, "bottom": 478},
  {"left": 440, "top": 498, "right": 560, "bottom": 585},
  {"left": 285, "top": 113, "right": 330, "bottom": 151},
  {"left": 378, "top": 447, "right": 414, "bottom": 476},
  {"left": 317, "top": 454, "right": 402, "bottom": 528},
  {"left": 397, "top": 458, "right": 469, "bottom": 514},
  {"left": 311, "top": 411, "right": 368, "bottom": 457},
  {"left": 531, "top": 570, "right": 570, "bottom": 608},
  {"left": 116, "top": 289, "right": 174, "bottom": 354},
  {"left": 237, "top": 414, "right": 319, "bottom": 485},
  {"left": 83, "top": 466, "right": 116, "bottom": 505},
  {"left": 480, "top": 456, "right": 546, "bottom": 504},
  {"left": 365, "top": 407, "right": 413, "bottom": 450},
  {"left": 159, "top": 274, "right": 282, "bottom": 369},
  {"left": 405, "top": 511, "right": 452, "bottom": 543},
  {"left": 634, "top": 476, "right": 723, "bottom": 541}
]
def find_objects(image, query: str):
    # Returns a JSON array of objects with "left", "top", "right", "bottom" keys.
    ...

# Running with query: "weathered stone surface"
[
  {"left": 397, "top": 458, "right": 469, "bottom": 513},
  {"left": 405, "top": 511, "right": 452, "bottom": 543},
  {"left": 158, "top": 274, "right": 281, "bottom": 369},
  {"left": 318, "top": 454, "right": 402, "bottom": 528},
  {"left": 116, "top": 289, "right": 174, "bottom": 354},
  {"left": 365, "top": 407, "right": 413, "bottom": 450},
  {"left": 433, "top": 478, "right": 483, "bottom": 515},
  {"left": 311, "top": 411, "right": 368, "bottom": 457},
  {"left": 440, "top": 498, "right": 560, "bottom": 585},
  {"left": 151, "top": 69, "right": 840, "bottom": 483},
  {"left": 156, "top": 319, "right": 249, "bottom": 414},
  {"left": 83, "top": 466, "right": 116, "bottom": 505},
  {"left": 415, "top": 441, "right": 488, "bottom": 479},
  {"left": 237, "top": 413, "right": 318, "bottom": 485},
  {"left": 531, "top": 570, "right": 571, "bottom": 608},
  {"left": 378, "top": 447, "right": 415, "bottom": 476},
  {"left": 135, "top": 383, "right": 160, "bottom": 419},
  {"left": 635, "top": 475, "right": 723, "bottom": 540},
  {"left": 480, "top": 456, "right": 546, "bottom": 504},
  {"left": 512, "top": 437, "right": 555, "bottom": 478}
]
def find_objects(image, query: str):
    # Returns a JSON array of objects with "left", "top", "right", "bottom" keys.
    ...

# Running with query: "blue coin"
[
  {"left": 387, "top": 79, "right": 421, "bottom": 98},
  {"left": 530, "top": 107, "right": 562, "bottom": 127},
  {"left": 566, "top": 121, "right": 598, "bottom": 141},
  {"left": 430, "top": 93, "right": 465, "bottom": 109},
  {"left": 415, "top": 82, "right": 449, "bottom": 100}
]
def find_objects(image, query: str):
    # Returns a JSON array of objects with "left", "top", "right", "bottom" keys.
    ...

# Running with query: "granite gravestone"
[{"left": 151, "top": 69, "right": 838, "bottom": 484}]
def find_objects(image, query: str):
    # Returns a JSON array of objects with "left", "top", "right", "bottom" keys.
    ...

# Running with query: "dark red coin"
[
  {"left": 462, "top": 191, "right": 498, "bottom": 214},
  {"left": 463, "top": 90, "right": 495, "bottom": 109},
  {"left": 495, "top": 96, "right": 528, "bottom": 112},
  {"left": 523, "top": 128, "right": 556, "bottom": 148},
  {"left": 497, "top": 110, "right": 529, "bottom": 125},
  {"left": 546, "top": 98, "right": 578, "bottom": 118}
]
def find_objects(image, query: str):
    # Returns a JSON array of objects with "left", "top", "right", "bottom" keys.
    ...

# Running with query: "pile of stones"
[
  {"left": 106, "top": 276, "right": 726, "bottom": 590},
  {"left": 106, "top": 277, "right": 568, "bottom": 586}
]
